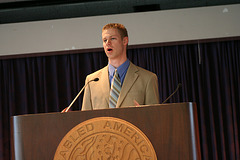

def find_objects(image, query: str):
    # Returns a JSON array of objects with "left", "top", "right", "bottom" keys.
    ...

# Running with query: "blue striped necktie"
[{"left": 109, "top": 69, "right": 121, "bottom": 108}]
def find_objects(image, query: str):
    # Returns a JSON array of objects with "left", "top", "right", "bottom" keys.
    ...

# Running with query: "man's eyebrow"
[{"left": 102, "top": 35, "right": 117, "bottom": 39}]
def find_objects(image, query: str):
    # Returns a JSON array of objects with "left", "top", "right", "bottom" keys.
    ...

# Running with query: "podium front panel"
[{"left": 11, "top": 102, "right": 201, "bottom": 160}]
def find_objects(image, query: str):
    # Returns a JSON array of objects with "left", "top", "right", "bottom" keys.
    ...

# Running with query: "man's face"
[{"left": 102, "top": 28, "right": 128, "bottom": 61}]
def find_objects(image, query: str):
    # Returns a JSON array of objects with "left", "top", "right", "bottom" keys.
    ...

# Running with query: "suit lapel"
[
  {"left": 100, "top": 65, "right": 110, "bottom": 106},
  {"left": 116, "top": 62, "right": 139, "bottom": 108}
]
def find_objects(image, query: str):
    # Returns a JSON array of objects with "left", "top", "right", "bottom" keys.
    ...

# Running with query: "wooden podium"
[{"left": 11, "top": 102, "right": 201, "bottom": 160}]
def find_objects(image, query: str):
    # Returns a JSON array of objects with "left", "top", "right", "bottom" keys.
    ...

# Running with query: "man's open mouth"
[{"left": 107, "top": 48, "right": 113, "bottom": 51}]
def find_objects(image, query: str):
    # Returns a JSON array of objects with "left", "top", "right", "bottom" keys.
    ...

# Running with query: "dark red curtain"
[{"left": 0, "top": 40, "right": 239, "bottom": 159}]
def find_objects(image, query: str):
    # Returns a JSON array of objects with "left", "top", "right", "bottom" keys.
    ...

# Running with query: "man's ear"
[{"left": 123, "top": 37, "right": 128, "bottom": 45}]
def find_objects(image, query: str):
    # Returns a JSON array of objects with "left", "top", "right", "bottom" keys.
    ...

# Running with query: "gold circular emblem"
[{"left": 54, "top": 117, "right": 157, "bottom": 160}]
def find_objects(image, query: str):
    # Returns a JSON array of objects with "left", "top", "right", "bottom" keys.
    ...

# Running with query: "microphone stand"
[
  {"left": 162, "top": 83, "right": 182, "bottom": 104},
  {"left": 61, "top": 78, "right": 99, "bottom": 113}
]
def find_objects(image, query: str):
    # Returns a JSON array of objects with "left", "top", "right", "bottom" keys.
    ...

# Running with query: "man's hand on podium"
[{"left": 134, "top": 100, "right": 140, "bottom": 107}]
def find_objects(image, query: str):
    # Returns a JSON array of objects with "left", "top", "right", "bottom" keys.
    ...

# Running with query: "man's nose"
[{"left": 106, "top": 40, "right": 111, "bottom": 45}]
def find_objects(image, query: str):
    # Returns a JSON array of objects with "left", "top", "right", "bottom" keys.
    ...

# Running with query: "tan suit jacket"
[{"left": 82, "top": 62, "right": 159, "bottom": 110}]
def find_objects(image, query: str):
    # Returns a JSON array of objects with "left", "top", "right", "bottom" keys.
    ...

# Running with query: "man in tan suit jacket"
[{"left": 82, "top": 23, "right": 159, "bottom": 110}]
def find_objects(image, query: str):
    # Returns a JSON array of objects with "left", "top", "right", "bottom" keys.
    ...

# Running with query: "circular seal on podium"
[{"left": 54, "top": 117, "right": 157, "bottom": 160}]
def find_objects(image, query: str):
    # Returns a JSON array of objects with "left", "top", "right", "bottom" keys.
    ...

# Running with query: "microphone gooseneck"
[
  {"left": 61, "top": 78, "right": 99, "bottom": 113},
  {"left": 162, "top": 83, "right": 182, "bottom": 104}
]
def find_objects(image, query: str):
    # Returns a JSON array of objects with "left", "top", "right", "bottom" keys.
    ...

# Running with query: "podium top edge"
[{"left": 11, "top": 102, "right": 196, "bottom": 118}]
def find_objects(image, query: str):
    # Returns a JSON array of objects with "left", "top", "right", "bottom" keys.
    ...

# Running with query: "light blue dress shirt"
[{"left": 108, "top": 59, "right": 130, "bottom": 86}]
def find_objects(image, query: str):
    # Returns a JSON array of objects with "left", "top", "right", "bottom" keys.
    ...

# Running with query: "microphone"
[
  {"left": 61, "top": 78, "right": 99, "bottom": 113},
  {"left": 162, "top": 83, "right": 182, "bottom": 104}
]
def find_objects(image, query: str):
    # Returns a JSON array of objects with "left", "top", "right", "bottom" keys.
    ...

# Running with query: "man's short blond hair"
[{"left": 102, "top": 23, "right": 128, "bottom": 39}]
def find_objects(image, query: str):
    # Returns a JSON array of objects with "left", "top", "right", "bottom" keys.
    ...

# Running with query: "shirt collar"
[{"left": 108, "top": 59, "right": 130, "bottom": 78}]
